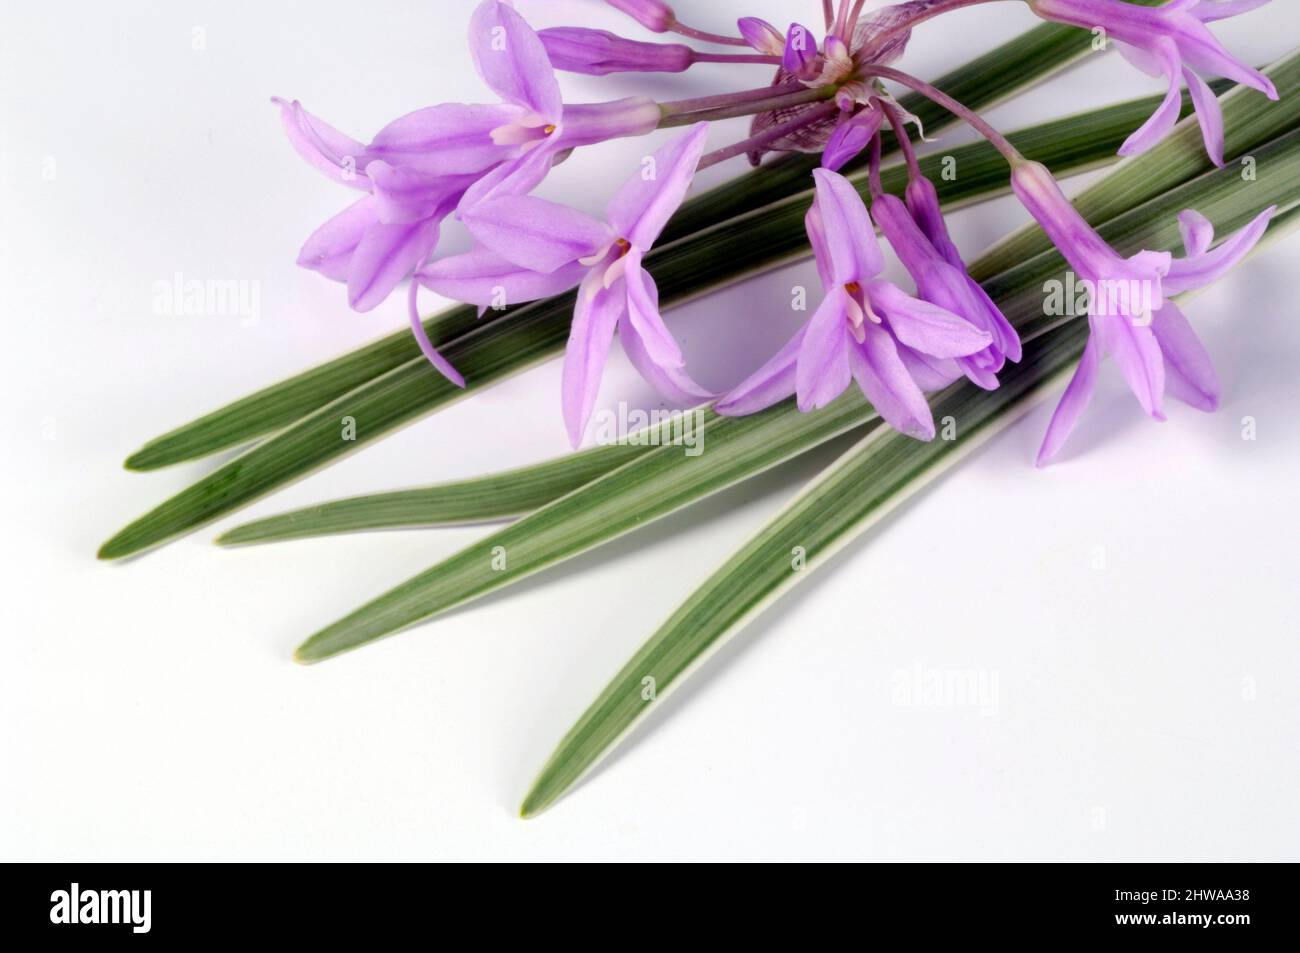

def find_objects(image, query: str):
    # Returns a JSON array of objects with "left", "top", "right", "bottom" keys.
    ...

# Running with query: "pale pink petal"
[
  {"left": 561, "top": 267, "right": 625, "bottom": 447},
  {"left": 407, "top": 280, "right": 465, "bottom": 387},
  {"left": 1165, "top": 205, "right": 1275, "bottom": 293},
  {"left": 811, "top": 168, "right": 884, "bottom": 283},
  {"left": 469, "top": 1, "right": 562, "bottom": 119},
  {"left": 622, "top": 248, "right": 683, "bottom": 368},
  {"left": 794, "top": 288, "right": 853, "bottom": 411},
  {"left": 848, "top": 322, "right": 935, "bottom": 440},
  {"left": 1036, "top": 332, "right": 1102, "bottom": 467},
  {"left": 866, "top": 279, "right": 991, "bottom": 359},
  {"left": 297, "top": 196, "right": 378, "bottom": 282},
  {"left": 347, "top": 214, "right": 444, "bottom": 312},
  {"left": 1150, "top": 300, "right": 1221, "bottom": 411},
  {"left": 606, "top": 123, "right": 709, "bottom": 250},
  {"left": 272, "top": 97, "right": 372, "bottom": 190},
  {"left": 1118, "top": 39, "right": 1185, "bottom": 158},
  {"left": 368, "top": 103, "right": 521, "bottom": 175},
  {"left": 462, "top": 194, "right": 613, "bottom": 273},
  {"left": 715, "top": 327, "right": 805, "bottom": 416},
  {"left": 1183, "top": 67, "right": 1225, "bottom": 167},
  {"left": 416, "top": 246, "right": 586, "bottom": 307}
]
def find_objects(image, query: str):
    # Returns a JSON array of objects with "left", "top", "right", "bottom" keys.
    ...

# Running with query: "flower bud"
[
  {"left": 782, "top": 23, "right": 820, "bottom": 79},
  {"left": 604, "top": 0, "right": 675, "bottom": 33},
  {"left": 736, "top": 17, "right": 784, "bottom": 56},
  {"left": 540, "top": 27, "right": 692, "bottom": 75}
]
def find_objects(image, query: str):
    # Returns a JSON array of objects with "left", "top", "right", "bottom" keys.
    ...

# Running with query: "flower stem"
[
  {"left": 863, "top": 65, "right": 1024, "bottom": 164},
  {"left": 697, "top": 101, "right": 841, "bottom": 170},
  {"left": 669, "top": 22, "right": 749, "bottom": 47},
  {"left": 879, "top": 100, "right": 923, "bottom": 181},
  {"left": 659, "top": 85, "right": 838, "bottom": 126},
  {"left": 692, "top": 52, "right": 782, "bottom": 66}
]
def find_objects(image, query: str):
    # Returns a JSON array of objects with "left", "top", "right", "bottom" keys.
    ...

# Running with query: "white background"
[{"left": 2, "top": 1, "right": 1296, "bottom": 861}]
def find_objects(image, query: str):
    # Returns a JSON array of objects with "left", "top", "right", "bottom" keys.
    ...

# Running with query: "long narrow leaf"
[
  {"left": 100, "top": 92, "right": 1221, "bottom": 560},
  {"left": 291, "top": 129, "right": 1300, "bottom": 662},
  {"left": 217, "top": 419, "right": 679, "bottom": 544},
  {"left": 124, "top": 16, "right": 1156, "bottom": 472}
]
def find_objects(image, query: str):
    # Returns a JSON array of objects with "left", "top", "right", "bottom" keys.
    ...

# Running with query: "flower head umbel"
[
  {"left": 418, "top": 124, "right": 715, "bottom": 446},
  {"left": 717, "top": 169, "right": 992, "bottom": 439},
  {"left": 1011, "top": 159, "right": 1275, "bottom": 464},
  {"left": 1028, "top": 0, "right": 1276, "bottom": 166}
]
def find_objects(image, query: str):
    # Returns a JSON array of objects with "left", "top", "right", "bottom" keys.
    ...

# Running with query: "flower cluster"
[{"left": 276, "top": 0, "right": 1276, "bottom": 461}]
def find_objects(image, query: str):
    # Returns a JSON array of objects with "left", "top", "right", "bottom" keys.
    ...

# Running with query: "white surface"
[{"left": 2, "top": 0, "right": 1297, "bottom": 861}]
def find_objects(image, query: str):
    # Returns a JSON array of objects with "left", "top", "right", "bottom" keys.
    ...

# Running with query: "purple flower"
[
  {"left": 820, "top": 105, "right": 884, "bottom": 172},
  {"left": 418, "top": 124, "right": 715, "bottom": 446},
  {"left": 1011, "top": 159, "right": 1274, "bottom": 464},
  {"left": 871, "top": 188, "right": 1020, "bottom": 390},
  {"left": 737, "top": 17, "right": 785, "bottom": 56},
  {"left": 1028, "top": 0, "right": 1277, "bottom": 166},
  {"left": 716, "top": 169, "right": 992, "bottom": 439},
  {"left": 539, "top": 27, "right": 693, "bottom": 74},
  {"left": 605, "top": 0, "right": 675, "bottom": 33},
  {"left": 277, "top": 2, "right": 663, "bottom": 386},
  {"left": 782, "top": 23, "right": 821, "bottom": 80}
]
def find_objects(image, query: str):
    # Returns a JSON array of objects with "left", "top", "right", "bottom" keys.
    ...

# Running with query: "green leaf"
[
  {"left": 216, "top": 419, "right": 680, "bottom": 544},
  {"left": 123, "top": 17, "right": 1153, "bottom": 472},
  {"left": 521, "top": 193, "right": 1300, "bottom": 820},
  {"left": 101, "top": 90, "right": 1223, "bottom": 560},
  {"left": 291, "top": 127, "right": 1300, "bottom": 663}
]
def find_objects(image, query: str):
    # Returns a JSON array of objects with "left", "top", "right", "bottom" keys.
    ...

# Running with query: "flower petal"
[
  {"left": 622, "top": 248, "right": 683, "bottom": 368},
  {"left": 1150, "top": 300, "right": 1220, "bottom": 411},
  {"left": 897, "top": 346, "right": 962, "bottom": 392},
  {"left": 458, "top": 137, "right": 563, "bottom": 212},
  {"left": 867, "top": 279, "right": 991, "bottom": 359},
  {"left": 469, "top": 0, "right": 561, "bottom": 119},
  {"left": 347, "top": 211, "right": 446, "bottom": 312},
  {"left": 620, "top": 272, "right": 714, "bottom": 404},
  {"left": 1094, "top": 314, "right": 1167, "bottom": 420},
  {"left": 606, "top": 123, "right": 709, "bottom": 250},
  {"left": 811, "top": 168, "right": 884, "bottom": 284},
  {"left": 1178, "top": 208, "right": 1215, "bottom": 258},
  {"left": 297, "top": 196, "right": 378, "bottom": 282},
  {"left": 272, "top": 98, "right": 372, "bottom": 190},
  {"left": 1164, "top": 205, "right": 1275, "bottom": 293},
  {"left": 561, "top": 267, "right": 625, "bottom": 447},
  {"left": 367, "top": 161, "right": 476, "bottom": 224},
  {"left": 462, "top": 194, "right": 614, "bottom": 273},
  {"left": 848, "top": 322, "right": 935, "bottom": 440},
  {"left": 416, "top": 246, "right": 586, "bottom": 307},
  {"left": 1118, "top": 39, "right": 1184, "bottom": 157},
  {"left": 715, "top": 327, "right": 805, "bottom": 416},
  {"left": 1175, "top": 15, "right": 1277, "bottom": 99},
  {"left": 407, "top": 280, "right": 466, "bottom": 388},
  {"left": 794, "top": 288, "right": 853, "bottom": 411},
  {"left": 1035, "top": 331, "right": 1102, "bottom": 467},
  {"left": 1183, "top": 67, "right": 1225, "bottom": 167},
  {"left": 368, "top": 103, "right": 521, "bottom": 175}
]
